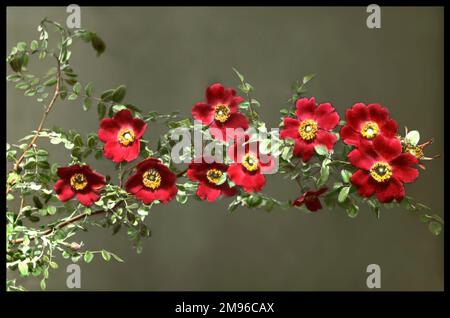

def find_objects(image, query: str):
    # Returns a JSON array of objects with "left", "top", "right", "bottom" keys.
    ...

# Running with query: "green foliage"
[{"left": 5, "top": 18, "right": 443, "bottom": 292}]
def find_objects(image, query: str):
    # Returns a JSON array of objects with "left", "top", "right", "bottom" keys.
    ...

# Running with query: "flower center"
[
  {"left": 118, "top": 128, "right": 135, "bottom": 146},
  {"left": 214, "top": 104, "right": 231, "bottom": 123},
  {"left": 142, "top": 169, "right": 162, "bottom": 189},
  {"left": 70, "top": 173, "right": 88, "bottom": 191},
  {"left": 298, "top": 119, "right": 318, "bottom": 141},
  {"left": 360, "top": 121, "right": 379, "bottom": 139},
  {"left": 405, "top": 145, "right": 424, "bottom": 159},
  {"left": 242, "top": 154, "right": 259, "bottom": 172},
  {"left": 369, "top": 162, "right": 392, "bottom": 182},
  {"left": 206, "top": 169, "right": 223, "bottom": 184}
]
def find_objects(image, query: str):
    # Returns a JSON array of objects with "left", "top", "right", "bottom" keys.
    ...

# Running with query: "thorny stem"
[
  {"left": 10, "top": 201, "right": 124, "bottom": 245},
  {"left": 8, "top": 58, "right": 62, "bottom": 192}
]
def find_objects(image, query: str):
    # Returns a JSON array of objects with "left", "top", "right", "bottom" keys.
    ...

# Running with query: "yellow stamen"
[
  {"left": 206, "top": 169, "right": 223, "bottom": 184},
  {"left": 142, "top": 169, "right": 161, "bottom": 189},
  {"left": 242, "top": 153, "right": 259, "bottom": 172},
  {"left": 405, "top": 145, "right": 424, "bottom": 159},
  {"left": 70, "top": 173, "right": 88, "bottom": 191},
  {"left": 369, "top": 162, "right": 392, "bottom": 182},
  {"left": 118, "top": 128, "right": 135, "bottom": 146},
  {"left": 298, "top": 119, "right": 318, "bottom": 141},
  {"left": 214, "top": 104, "right": 231, "bottom": 123},
  {"left": 361, "top": 121, "right": 379, "bottom": 139}
]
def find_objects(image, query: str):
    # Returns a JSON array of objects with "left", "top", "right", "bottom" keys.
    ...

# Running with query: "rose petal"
[
  {"left": 351, "top": 170, "right": 376, "bottom": 197},
  {"left": 280, "top": 117, "right": 300, "bottom": 139},
  {"left": 54, "top": 179, "right": 75, "bottom": 202},
  {"left": 368, "top": 103, "right": 389, "bottom": 124},
  {"left": 373, "top": 135, "right": 402, "bottom": 162},
  {"left": 295, "top": 97, "right": 316, "bottom": 121},
  {"left": 375, "top": 177, "right": 405, "bottom": 203},
  {"left": 346, "top": 103, "right": 368, "bottom": 130},
  {"left": 98, "top": 118, "right": 120, "bottom": 142},
  {"left": 206, "top": 83, "right": 225, "bottom": 105},
  {"left": 391, "top": 153, "right": 419, "bottom": 183},
  {"left": 192, "top": 102, "right": 214, "bottom": 125},
  {"left": 315, "top": 103, "right": 339, "bottom": 130},
  {"left": 340, "top": 125, "right": 360, "bottom": 146},
  {"left": 76, "top": 191, "right": 100, "bottom": 206},
  {"left": 315, "top": 130, "right": 337, "bottom": 151},
  {"left": 196, "top": 183, "right": 222, "bottom": 202}
]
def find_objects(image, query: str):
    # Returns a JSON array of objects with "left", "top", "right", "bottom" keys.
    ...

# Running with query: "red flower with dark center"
[
  {"left": 98, "top": 109, "right": 147, "bottom": 163},
  {"left": 340, "top": 103, "right": 398, "bottom": 147},
  {"left": 292, "top": 187, "right": 328, "bottom": 212},
  {"left": 280, "top": 97, "right": 340, "bottom": 162},
  {"left": 54, "top": 164, "right": 106, "bottom": 206},
  {"left": 125, "top": 158, "right": 178, "bottom": 204},
  {"left": 349, "top": 136, "right": 419, "bottom": 203},
  {"left": 187, "top": 158, "right": 237, "bottom": 202},
  {"left": 227, "top": 136, "right": 276, "bottom": 193},
  {"left": 192, "top": 83, "right": 249, "bottom": 141}
]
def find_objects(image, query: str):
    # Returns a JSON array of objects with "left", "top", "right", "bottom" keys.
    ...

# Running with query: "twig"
[
  {"left": 11, "top": 59, "right": 62, "bottom": 174},
  {"left": 10, "top": 201, "right": 123, "bottom": 245}
]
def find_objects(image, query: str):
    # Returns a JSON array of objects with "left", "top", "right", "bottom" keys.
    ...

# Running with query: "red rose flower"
[
  {"left": 227, "top": 136, "right": 276, "bottom": 193},
  {"left": 349, "top": 136, "right": 419, "bottom": 203},
  {"left": 280, "top": 97, "right": 340, "bottom": 162},
  {"left": 187, "top": 158, "right": 237, "bottom": 202},
  {"left": 125, "top": 158, "right": 178, "bottom": 204},
  {"left": 98, "top": 109, "right": 147, "bottom": 163},
  {"left": 54, "top": 164, "right": 106, "bottom": 206},
  {"left": 292, "top": 187, "right": 328, "bottom": 212},
  {"left": 340, "top": 103, "right": 398, "bottom": 147},
  {"left": 192, "top": 83, "right": 249, "bottom": 141}
]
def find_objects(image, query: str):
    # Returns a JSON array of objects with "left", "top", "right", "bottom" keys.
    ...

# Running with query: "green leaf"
[
  {"left": 176, "top": 191, "right": 188, "bottom": 204},
  {"left": 47, "top": 205, "right": 57, "bottom": 215},
  {"left": 216, "top": 172, "right": 227, "bottom": 185},
  {"left": 338, "top": 186, "right": 350, "bottom": 203},
  {"left": 97, "top": 102, "right": 107, "bottom": 119},
  {"left": 68, "top": 93, "right": 78, "bottom": 101},
  {"left": 17, "top": 42, "right": 27, "bottom": 52},
  {"left": 314, "top": 145, "right": 329, "bottom": 156},
  {"left": 101, "top": 250, "right": 111, "bottom": 261},
  {"left": 40, "top": 279, "right": 46, "bottom": 290},
  {"left": 83, "top": 97, "right": 92, "bottom": 111},
  {"left": 24, "top": 88, "right": 36, "bottom": 96},
  {"left": 111, "top": 253, "right": 124, "bottom": 263},
  {"left": 84, "top": 251, "right": 94, "bottom": 263},
  {"left": 317, "top": 159, "right": 330, "bottom": 187},
  {"left": 232, "top": 67, "right": 245, "bottom": 82},
  {"left": 73, "top": 82, "right": 82, "bottom": 95},
  {"left": 100, "top": 89, "right": 114, "bottom": 101},
  {"left": 43, "top": 78, "right": 57, "bottom": 86},
  {"left": 49, "top": 261, "right": 58, "bottom": 269},
  {"left": 15, "top": 82, "right": 30, "bottom": 90},
  {"left": 112, "top": 104, "right": 127, "bottom": 113},
  {"left": 405, "top": 130, "right": 420, "bottom": 146},
  {"left": 91, "top": 33, "right": 106, "bottom": 56},
  {"left": 85, "top": 82, "right": 94, "bottom": 97},
  {"left": 428, "top": 221, "right": 442, "bottom": 236},
  {"left": 346, "top": 202, "right": 359, "bottom": 218},
  {"left": 18, "top": 261, "right": 29, "bottom": 276},
  {"left": 302, "top": 73, "right": 316, "bottom": 84},
  {"left": 112, "top": 85, "right": 126, "bottom": 103},
  {"left": 7, "top": 74, "right": 22, "bottom": 82},
  {"left": 341, "top": 169, "right": 352, "bottom": 183},
  {"left": 30, "top": 40, "right": 39, "bottom": 51},
  {"left": 33, "top": 196, "right": 43, "bottom": 209}
]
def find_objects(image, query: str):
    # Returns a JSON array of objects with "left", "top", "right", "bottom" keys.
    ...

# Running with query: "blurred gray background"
[{"left": 6, "top": 6, "right": 444, "bottom": 291}]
